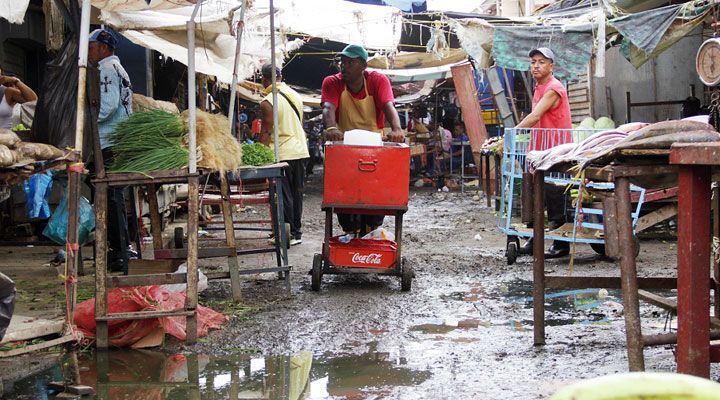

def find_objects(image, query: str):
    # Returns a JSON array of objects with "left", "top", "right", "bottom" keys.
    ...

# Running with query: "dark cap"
[
  {"left": 338, "top": 44, "right": 369, "bottom": 62},
  {"left": 89, "top": 28, "right": 119, "bottom": 49},
  {"left": 528, "top": 47, "right": 555, "bottom": 62},
  {"left": 261, "top": 63, "right": 281, "bottom": 79}
]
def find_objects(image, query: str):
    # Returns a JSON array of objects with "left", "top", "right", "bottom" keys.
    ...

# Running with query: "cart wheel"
[
  {"left": 174, "top": 227, "right": 184, "bottom": 249},
  {"left": 590, "top": 243, "right": 606, "bottom": 256},
  {"left": 506, "top": 241, "right": 518, "bottom": 265},
  {"left": 590, "top": 235, "right": 640, "bottom": 259},
  {"left": 311, "top": 253, "right": 322, "bottom": 292},
  {"left": 401, "top": 257, "right": 413, "bottom": 292}
]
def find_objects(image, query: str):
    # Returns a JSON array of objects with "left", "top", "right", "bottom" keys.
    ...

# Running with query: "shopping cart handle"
[{"left": 358, "top": 159, "right": 378, "bottom": 172}]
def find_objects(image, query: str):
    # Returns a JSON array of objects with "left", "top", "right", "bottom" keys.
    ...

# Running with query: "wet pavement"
[{"left": 2, "top": 172, "right": 718, "bottom": 398}]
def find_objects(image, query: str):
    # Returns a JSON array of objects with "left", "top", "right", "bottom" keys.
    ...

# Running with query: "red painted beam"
[
  {"left": 451, "top": 63, "right": 489, "bottom": 167},
  {"left": 676, "top": 165, "right": 712, "bottom": 378}
]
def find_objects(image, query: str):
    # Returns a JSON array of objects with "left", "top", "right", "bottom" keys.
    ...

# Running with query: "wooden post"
[
  {"left": 94, "top": 181, "right": 109, "bottom": 349},
  {"left": 65, "top": 164, "right": 81, "bottom": 325},
  {"left": 185, "top": 175, "right": 199, "bottom": 344},
  {"left": 532, "top": 170, "right": 545, "bottom": 346},
  {"left": 616, "top": 177, "right": 644, "bottom": 371},
  {"left": 677, "top": 165, "right": 711, "bottom": 377},
  {"left": 220, "top": 173, "right": 242, "bottom": 301},
  {"left": 147, "top": 184, "right": 163, "bottom": 249},
  {"left": 713, "top": 185, "right": 720, "bottom": 319}
]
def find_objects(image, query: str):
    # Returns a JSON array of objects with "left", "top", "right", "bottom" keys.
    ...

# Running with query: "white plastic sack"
[
  {"left": 361, "top": 227, "right": 395, "bottom": 241},
  {"left": 162, "top": 263, "right": 208, "bottom": 293}
]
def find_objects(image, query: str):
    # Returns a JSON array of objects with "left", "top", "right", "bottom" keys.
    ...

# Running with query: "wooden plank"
[
  {"left": 154, "top": 247, "right": 237, "bottom": 259},
  {"left": 96, "top": 310, "right": 194, "bottom": 321},
  {"left": 1, "top": 315, "right": 64, "bottom": 344},
  {"left": 0, "top": 334, "right": 76, "bottom": 358},
  {"left": 106, "top": 272, "right": 187, "bottom": 289},
  {"left": 127, "top": 259, "right": 179, "bottom": 275},
  {"left": 636, "top": 204, "right": 678, "bottom": 233},
  {"left": 451, "top": 63, "right": 488, "bottom": 167},
  {"left": 670, "top": 142, "right": 720, "bottom": 166},
  {"left": 638, "top": 289, "right": 677, "bottom": 313}
]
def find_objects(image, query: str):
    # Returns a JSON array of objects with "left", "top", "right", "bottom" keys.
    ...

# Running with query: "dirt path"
[
  {"left": 2, "top": 170, "right": 717, "bottom": 399},
  {"left": 187, "top": 171, "right": 716, "bottom": 398}
]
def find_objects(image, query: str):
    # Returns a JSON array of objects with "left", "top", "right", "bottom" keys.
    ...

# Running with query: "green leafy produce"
[
  {"left": 108, "top": 110, "right": 189, "bottom": 172},
  {"left": 241, "top": 143, "right": 275, "bottom": 166},
  {"left": 12, "top": 123, "right": 29, "bottom": 131},
  {"left": 579, "top": 117, "right": 596, "bottom": 129},
  {"left": 593, "top": 116, "right": 616, "bottom": 129}
]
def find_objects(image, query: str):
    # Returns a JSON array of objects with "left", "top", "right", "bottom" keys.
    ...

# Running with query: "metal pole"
[
  {"left": 229, "top": 0, "right": 246, "bottom": 140},
  {"left": 187, "top": 3, "right": 202, "bottom": 174},
  {"left": 75, "top": 0, "right": 91, "bottom": 151},
  {"left": 145, "top": 49, "right": 153, "bottom": 98},
  {"left": 269, "top": 0, "right": 280, "bottom": 162}
]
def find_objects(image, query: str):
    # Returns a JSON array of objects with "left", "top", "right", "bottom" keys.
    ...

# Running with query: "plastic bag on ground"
[
  {"left": 361, "top": 227, "right": 395, "bottom": 241},
  {"left": 23, "top": 172, "right": 53, "bottom": 219},
  {"left": 162, "top": 263, "right": 208, "bottom": 294},
  {"left": 74, "top": 285, "right": 227, "bottom": 347},
  {"left": 0, "top": 272, "right": 16, "bottom": 341},
  {"left": 42, "top": 191, "right": 95, "bottom": 245}
]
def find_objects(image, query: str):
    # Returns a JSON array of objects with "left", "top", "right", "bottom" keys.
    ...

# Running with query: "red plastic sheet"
[{"left": 74, "top": 286, "right": 227, "bottom": 347}]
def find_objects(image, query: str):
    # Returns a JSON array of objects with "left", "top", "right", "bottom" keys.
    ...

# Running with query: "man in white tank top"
[{"left": 0, "top": 69, "right": 37, "bottom": 129}]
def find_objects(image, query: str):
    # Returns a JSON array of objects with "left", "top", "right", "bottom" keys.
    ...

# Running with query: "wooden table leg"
[
  {"left": 485, "top": 154, "right": 492, "bottom": 207},
  {"left": 616, "top": 177, "right": 644, "bottom": 371},
  {"left": 220, "top": 173, "right": 242, "bottom": 301},
  {"left": 533, "top": 170, "right": 546, "bottom": 346},
  {"left": 713, "top": 186, "right": 720, "bottom": 320},
  {"left": 185, "top": 176, "right": 199, "bottom": 345},
  {"left": 147, "top": 184, "right": 163, "bottom": 250},
  {"left": 94, "top": 181, "right": 109, "bottom": 349},
  {"left": 677, "top": 165, "right": 711, "bottom": 377}
]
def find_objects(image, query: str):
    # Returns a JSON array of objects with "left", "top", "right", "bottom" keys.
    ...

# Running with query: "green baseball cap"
[{"left": 339, "top": 44, "right": 368, "bottom": 62}]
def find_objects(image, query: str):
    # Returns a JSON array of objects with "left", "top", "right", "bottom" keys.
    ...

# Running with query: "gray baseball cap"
[{"left": 528, "top": 47, "right": 555, "bottom": 62}]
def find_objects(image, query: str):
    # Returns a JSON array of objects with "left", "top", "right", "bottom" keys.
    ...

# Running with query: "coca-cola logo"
[{"left": 351, "top": 252, "right": 383, "bottom": 264}]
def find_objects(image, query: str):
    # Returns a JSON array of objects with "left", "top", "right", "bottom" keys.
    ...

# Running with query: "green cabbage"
[
  {"left": 578, "top": 117, "right": 595, "bottom": 129},
  {"left": 594, "top": 116, "right": 616, "bottom": 129}
]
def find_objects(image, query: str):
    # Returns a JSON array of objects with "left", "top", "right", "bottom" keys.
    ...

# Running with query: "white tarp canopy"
[
  {"left": 0, "top": 0, "right": 30, "bottom": 24},
  {"left": 369, "top": 63, "right": 458, "bottom": 83},
  {"left": 101, "top": 0, "right": 402, "bottom": 83}
]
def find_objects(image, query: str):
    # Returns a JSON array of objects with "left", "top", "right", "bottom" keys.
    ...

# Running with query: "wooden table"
[{"left": 532, "top": 153, "right": 719, "bottom": 375}]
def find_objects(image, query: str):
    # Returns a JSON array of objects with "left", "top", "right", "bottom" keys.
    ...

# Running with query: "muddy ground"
[{"left": 1, "top": 168, "right": 719, "bottom": 399}]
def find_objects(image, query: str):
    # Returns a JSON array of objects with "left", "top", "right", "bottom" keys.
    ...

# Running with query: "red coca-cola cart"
[{"left": 312, "top": 141, "right": 413, "bottom": 291}]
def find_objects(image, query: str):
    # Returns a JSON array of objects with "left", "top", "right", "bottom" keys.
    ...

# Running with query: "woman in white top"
[{"left": 0, "top": 69, "right": 37, "bottom": 129}]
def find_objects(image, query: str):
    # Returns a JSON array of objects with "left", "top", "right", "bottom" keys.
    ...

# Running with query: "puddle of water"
[
  {"left": 2, "top": 349, "right": 432, "bottom": 400},
  {"left": 443, "top": 279, "right": 628, "bottom": 327},
  {"left": 410, "top": 318, "right": 483, "bottom": 334}
]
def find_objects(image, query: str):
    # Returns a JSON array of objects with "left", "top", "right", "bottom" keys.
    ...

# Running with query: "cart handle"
[{"left": 358, "top": 159, "right": 377, "bottom": 172}]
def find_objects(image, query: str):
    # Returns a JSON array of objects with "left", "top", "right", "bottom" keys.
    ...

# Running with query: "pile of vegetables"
[
  {"left": 108, "top": 110, "right": 189, "bottom": 172},
  {"left": 241, "top": 143, "right": 275, "bottom": 166},
  {"left": 0, "top": 128, "right": 65, "bottom": 167},
  {"left": 575, "top": 116, "right": 616, "bottom": 130}
]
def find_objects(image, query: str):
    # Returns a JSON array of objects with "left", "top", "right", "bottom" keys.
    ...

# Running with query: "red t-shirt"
[
  {"left": 321, "top": 71, "right": 395, "bottom": 130},
  {"left": 530, "top": 76, "right": 572, "bottom": 151}
]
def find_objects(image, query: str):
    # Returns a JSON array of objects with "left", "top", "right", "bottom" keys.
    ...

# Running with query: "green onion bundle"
[
  {"left": 108, "top": 110, "right": 189, "bottom": 173},
  {"left": 241, "top": 143, "right": 275, "bottom": 166}
]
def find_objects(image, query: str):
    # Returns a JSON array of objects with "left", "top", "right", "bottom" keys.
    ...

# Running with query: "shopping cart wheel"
[
  {"left": 174, "top": 227, "right": 184, "bottom": 249},
  {"left": 400, "top": 257, "right": 413, "bottom": 292},
  {"left": 590, "top": 243, "right": 606, "bottom": 256},
  {"left": 506, "top": 241, "right": 518, "bottom": 265},
  {"left": 590, "top": 235, "right": 640, "bottom": 259},
  {"left": 311, "top": 253, "right": 322, "bottom": 292}
]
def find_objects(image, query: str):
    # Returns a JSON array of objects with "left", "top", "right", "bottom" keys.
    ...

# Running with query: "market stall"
[{"left": 525, "top": 118, "right": 720, "bottom": 374}]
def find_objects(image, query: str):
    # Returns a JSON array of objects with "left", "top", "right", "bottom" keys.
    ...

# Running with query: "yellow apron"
[{"left": 337, "top": 78, "right": 382, "bottom": 134}]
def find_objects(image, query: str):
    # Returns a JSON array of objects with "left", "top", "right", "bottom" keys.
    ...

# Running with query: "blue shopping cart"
[{"left": 498, "top": 127, "right": 646, "bottom": 265}]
